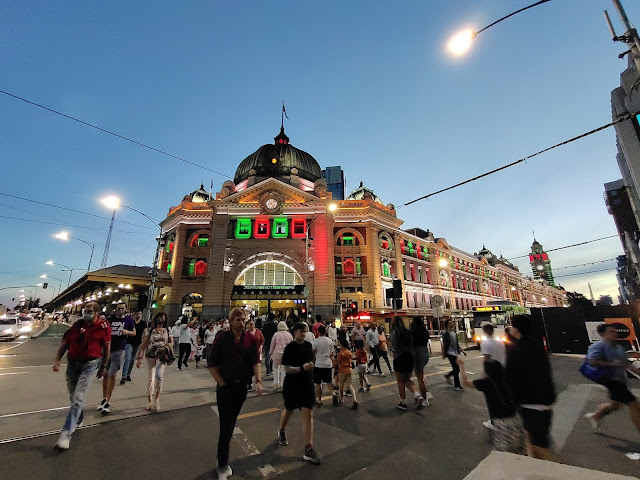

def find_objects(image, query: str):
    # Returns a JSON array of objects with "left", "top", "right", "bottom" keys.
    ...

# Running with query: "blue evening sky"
[{"left": 1, "top": 0, "right": 638, "bottom": 307}]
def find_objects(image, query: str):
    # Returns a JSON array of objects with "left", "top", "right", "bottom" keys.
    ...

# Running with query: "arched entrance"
[
  {"left": 232, "top": 259, "right": 305, "bottom": 319},
  {"left": 182, "top": 293, "right": 203, "bottom": 316}
]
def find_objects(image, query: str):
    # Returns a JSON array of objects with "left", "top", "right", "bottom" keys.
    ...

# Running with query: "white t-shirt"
[
  {"left": 304, "top": 331, "right": 315, "bottom": 344},
  {"left": 480, "top": 336, "right": 506, "bottom": 366},
  {"left": 312, "top": 336, "right": 334, "bottom": 369},
  {"left": 327, "top": 326, "right": 337, "bottom": 342},
  {"left": 205, "top": 329, "right": 216, "bottom": 345},
  {"left": 179, "top": 323, "right": 192, "bottom": 343}
]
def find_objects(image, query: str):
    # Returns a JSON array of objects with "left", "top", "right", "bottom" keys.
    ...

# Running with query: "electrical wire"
[
  {"left": 507, "top": 235, "right": 618, "bottom": 260},
  {"left": 0, "top": 89, "right": 232, "bottom": 178},
  {"left": 0, "top": 214, "right": 156, "bottom": 235},
  {"left": 402, "top": 111, "right": 640, "bottom": 206},
  {"left": 0, "top": 192, "right": 155, "bottom": 230},
  {"left": 553, "top": 258, "right": 617, "bottom": 271},
  {"left": 554, "top": 268, "right": 617, "bottom": 279}
]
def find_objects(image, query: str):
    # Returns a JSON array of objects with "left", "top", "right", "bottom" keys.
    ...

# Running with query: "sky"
[{"left": 1, "top": 0, "right": 639, "bottom": 308}]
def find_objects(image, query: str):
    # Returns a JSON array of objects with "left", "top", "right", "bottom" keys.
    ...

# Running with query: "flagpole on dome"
[{"left": 281, "top": 101, "right": 288, "bottom": 131}]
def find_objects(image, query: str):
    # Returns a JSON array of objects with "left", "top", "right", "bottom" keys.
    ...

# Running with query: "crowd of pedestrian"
[{"left": 56, "top": 304, "right": 640, "bottom": 478}]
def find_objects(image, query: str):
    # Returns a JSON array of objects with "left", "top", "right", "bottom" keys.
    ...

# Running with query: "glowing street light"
[
  {"left": 328, "top": 203, "right": 338, "bottom": 212},
  {"left": 447, "top": 0, "right": 551, "bottom": 56},
  {"left": 101, "top": 196, "right": 120, "bottom": 210},
  {"left": 46, "top": 260, "right": 75, "bottom": 287},
  {"left": 54, "top": 231, "right": 96, "bottom": 273},
  {"left": 438, "top": 258, "right": 449, "bottom": 268}
]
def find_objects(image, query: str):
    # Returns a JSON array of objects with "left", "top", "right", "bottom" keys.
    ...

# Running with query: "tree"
[
  {"left": 565, "top": 291, "right": 592, "bottom": 308},
  {"left": 596, "top": 295, "right": 614, "bottom": 306}
]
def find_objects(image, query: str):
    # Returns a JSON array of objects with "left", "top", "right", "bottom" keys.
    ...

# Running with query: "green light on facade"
[
  {"left": 235, "top": 218, "right": 252, "bottom": 239},
  {"left": 272, "top": 218, "right": 288, "bottom": 238},
  {"left": 188, "top": 259, "right": 195, "bottom": 276},
  {"left": 198, "top": 237, "right": 209, "bottom": 247}
]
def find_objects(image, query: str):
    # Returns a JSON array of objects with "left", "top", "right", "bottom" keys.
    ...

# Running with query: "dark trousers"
[
  {"left": 445, "top": 354, "right": 461, "bottom": 388},
  {"left": 379, "top": 350, "right": 392, "bottom": 372},
  {"left": 367, "top": 346, "right": 382, "bottom": 373},
  {"left": 178, "top": 342, "right": 191, "bottom": 368},
  {"left": 217, "top": 381, "right": 248, "bottom": 468}
]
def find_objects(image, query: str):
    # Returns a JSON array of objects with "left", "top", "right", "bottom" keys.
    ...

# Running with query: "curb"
[{"left": 30, "top": 322, "right": 50, "bottom": 338}]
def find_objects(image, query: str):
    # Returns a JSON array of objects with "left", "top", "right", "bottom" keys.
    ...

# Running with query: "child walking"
[
  {"left": 355, "top": 340, "right": 371, "bottom": 393},
  {"left": 335, "top": 339, "right": 358, "bottom": 410}
]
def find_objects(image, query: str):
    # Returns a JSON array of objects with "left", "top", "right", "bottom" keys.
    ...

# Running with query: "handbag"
[{"left": 579, "top": 360, "right": 606, "bottom": 383}]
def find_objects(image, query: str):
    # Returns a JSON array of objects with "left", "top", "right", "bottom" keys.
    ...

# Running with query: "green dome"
[{"left": 234, "top": 128, "right": 322, "bottom": 184}]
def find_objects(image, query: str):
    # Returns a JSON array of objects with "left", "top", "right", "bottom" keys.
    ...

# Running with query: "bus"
[{"left": 471, "top": 301, "right": 530, "bottom": 344}]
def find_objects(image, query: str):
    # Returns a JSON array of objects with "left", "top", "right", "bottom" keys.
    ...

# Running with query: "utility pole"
[
  {"left": 588, "top": 282, "right": 597, "bottom": 306},
  {"left": 605, "top": 0, "right": 640, "bottom": 71},
  {"left": 101, "top": 209, "right": 115, "bottom": 268}
]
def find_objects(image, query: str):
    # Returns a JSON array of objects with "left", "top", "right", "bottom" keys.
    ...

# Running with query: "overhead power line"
[
  {"left": 553, "top": 258, "right": 617, "bottom": 271},
  {"left": 0, "top": 89, "right": 232, "bottom": 178},
  {"left": 0, "top": 192, "right": 155, "bottom": 230},
  {"left": 507, "top": 235, "right": 618, "bottom": 260},
  {"left": 403, "top": 111, "right": 640, "bottom": 206},
  {"left": 0, "top": 215, "right": 156, "bottom": 235},
  {"left": 555, "top": 268, "right": 617, "bottom": 279}
]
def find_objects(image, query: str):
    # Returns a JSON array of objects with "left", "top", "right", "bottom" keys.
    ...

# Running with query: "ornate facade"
[{"left": 156, "top": 128, "right": 567, "bottom": 322}]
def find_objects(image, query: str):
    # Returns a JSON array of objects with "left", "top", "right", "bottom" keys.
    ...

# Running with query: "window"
[
  {"left": 335, "top": 258, "right": 342, "bottom": 276},
  {"left": 343, "top": 235, "right": 354, "bottom": 246},
  {"left": 382, "top": 261, "right": 390, "bottom": 277},
  {"left": 254, "top": 218, "right": 270, "bottom": 238},
  {"left": 167, "top": 262, "right": 171, "bottom": 273},
  {"left": 292, "top": 218, "right": 307, "bottom": 238},
  {"left": 273, "top": 218, "right": 288, "bottom": 238},
  {"left": 198, "top": 236, "right": 209, "bottom": 247},
  {"left": 194, "top": 260, "right": 207, "bottom": 276},
  {"left": 356, "top": 257, "right": 362, "bottom": 275},
  {"left": 235, "top": 219, "right": 251, "bottom": 239},
  {"left": 344, "top": 258, "right": 355, "bottom": 275}
]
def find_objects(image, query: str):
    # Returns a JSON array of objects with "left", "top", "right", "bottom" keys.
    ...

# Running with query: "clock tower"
[{"left": 529, "top": 239, "right": 555, "bottom": 286}]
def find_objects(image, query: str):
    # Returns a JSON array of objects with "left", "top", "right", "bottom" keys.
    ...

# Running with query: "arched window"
[
  {"left": 337, "top": 234, "right": 360, "bottom": 246},
  {"left": 194, "top": 260, "right": 207, "bottom": 276},
  {"left": 343, "top": 258, "right": 355, "bottom": 275}
]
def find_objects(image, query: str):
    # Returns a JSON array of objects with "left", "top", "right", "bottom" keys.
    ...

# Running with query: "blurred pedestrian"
[
  {"left": 584, "top": 323, "right": 640, "bottom": 435},
  {"left": 270, "top": 321, "right": 293, "bottom": 392},
  {"left": 208, "top": 308, "right": 262, "bottom": 480},
  {"left": 480, "top": 323, "right": 506, "bottom": 366},
  {"left": 205, "top": 322, "right": 216, "bottom": 361},
  {"left": 355, "top": 339, "right": 371, "bottom": 393},
  {"left": 178, "top": 314, "right": 197, "bottom": 370},
  {"left": 442, "top": 319, "right": 465, "bottom": 390},
  {"left": 120, "top": 311, "right": 146, "bottom": 385},
  {"left": 506, "top": 315, "right": 556, "bottom": 461},
  {"left": 312, "top": 324, "right": 336, "bottom": 406},
  {"left": 53, "top": 302, "right": 110, "bottom": 450},
  {"left": 278, "top": 322, "right": 322, "bottom": 464},
  {"left": 136, "top": 312, "right": 173, "bottom": 412},
  {"left": 262, "top": 313, "right": 278, "bottom": 376},
  {"left": 411, "top": 316, "right": 432, "bottom": 407},
  {"left": 366, "top": 321, "right": 383, "bottom": 375},
  {"left": 377, "top": 325, "right": 393, "bottom": 373},
  {"left": 390, "top": 316, "right": 423, "bottom": 410},
  {"left": 246, "top": 318, "right": 264, "bottom": 391}
]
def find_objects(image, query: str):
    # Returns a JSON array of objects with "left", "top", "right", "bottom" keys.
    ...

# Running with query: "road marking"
[
  {"left": 233, "top": 427, "right": 260, "bottom": 456},
  {"left": 0, "top": 363, "right": 65, "bottom": 369},
  {"left": 259, "top": 464, "right": 277, "bottom": 477},
  {"left": 238, "top": 407, "right": 280, "bottom": 420},
  {"left": 0, "top": 424, "right": 99, "bottom": 444},
  {"left": 0, "top": 403, "right": 98, "bottom": 419},
  {"left": 0, "top": 372, "right": 27, "bottom": 377},
  {"left": 0, "top": 339, "right": 29, "bottom": 352}
]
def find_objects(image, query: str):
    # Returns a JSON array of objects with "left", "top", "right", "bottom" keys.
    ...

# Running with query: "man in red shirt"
[
  {"left": 53, "top": 301, "right": 111, "bottom": 450},
  {"left": 312, "top": 314, "right": 323, "bottom": 338}
]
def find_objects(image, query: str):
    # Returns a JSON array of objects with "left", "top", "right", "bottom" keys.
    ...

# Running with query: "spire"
[{"left": 275, "top": 102, "right": 290, "bottom": 145}]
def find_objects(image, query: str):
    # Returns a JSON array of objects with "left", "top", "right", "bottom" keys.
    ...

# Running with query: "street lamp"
[
  {"left": 101, "top": 195, "right": 163, "bottom": 323},
  {"left": 447, "top": 0, "right": 552, "bottom": 55},
  {"left": 54, "top": 231, "right": 96, "bottom": 273},
  {"left": 41, "top": 274, "right": 64, "bottom": 300},
  {"left": 46, "top": 260, "right": 74, "bottom": 287}
]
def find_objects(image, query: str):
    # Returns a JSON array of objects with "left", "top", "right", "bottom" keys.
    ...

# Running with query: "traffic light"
[
  {"left": 42, "top": 283, "right": 48, "bottom": 289},
  {"left": 151, "top": 300, "right": 157, "bottom": 309},
  {"left": 350, "top": 302, "right": 358, "bottom": 315}
]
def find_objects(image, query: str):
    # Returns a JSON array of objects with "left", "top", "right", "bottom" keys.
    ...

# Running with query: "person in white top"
[
  {"left": 204, "top": 323, "right": 216, "bottom": 362},
  {"left": 480, "top": 324, "right": 506, "bottom": 366},
  {"left": 326, "top": 322, "right": 338, "bottom": 344},
  {"left": 312, "top": 324, "right": 337, "bottom": 405},
  {"left": 303, "top": 322, "right": 316, "bottom": 344},
  {"left": 178, "top": 315, "right": 197, "bottom": 370},
  {"left": 270, "top": 321, "right": 293, "bottom": 392}
]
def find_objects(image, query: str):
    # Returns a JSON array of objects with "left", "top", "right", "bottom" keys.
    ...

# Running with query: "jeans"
[
  {"left": 122, "top": 343, "right": 139, "bottom": 380},
  {"left": 379, "top": 349, "right": 392, "bottom": 371},
  {"left": 367, "top": 346, "right": 382, "bottom": 374},
  {"left": 216, "top": 381, "right": 248, "bottom": 468},
  {"left": 445, "top": 354, "right": 461, "bottom": 388},
  {"left": 63, "top": 358, "right": 98, "bottom": 435},
  {"left": 263, "top": 344, "right": 272, "bottom": 375},
  {"left": 178, "top": 342, "right": 191, "bottom": 368}
]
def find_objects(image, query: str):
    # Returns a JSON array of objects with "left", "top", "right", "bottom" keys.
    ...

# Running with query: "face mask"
[{"left": 83, "top": 313, "right": 95, "bottom": 321}]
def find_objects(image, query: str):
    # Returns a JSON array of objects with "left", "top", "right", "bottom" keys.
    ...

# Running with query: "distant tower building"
[
  {"left": 322, "top": 166, "right": 345, "bottom": 200},
  {"left": 529, "top": 239, "right": 555, "bottom": 286}
]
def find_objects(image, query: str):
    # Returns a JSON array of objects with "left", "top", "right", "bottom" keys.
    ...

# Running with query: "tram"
[{"left": 471, "top": 301, "right": 530, "bottom": 344}]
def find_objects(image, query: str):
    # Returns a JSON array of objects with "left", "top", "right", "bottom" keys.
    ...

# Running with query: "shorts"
[
  {"left": 338, "top": 372, "right": 353, "bottom": 390},
  {"left": 601, "top": 378, "right": 637, "bottom": 404},
  {"left": 282, "top": 381, "right": 314, "bottom": 411},
  {"left": 519, "top": 407, "right": 553, "bottom": 449},
  {"left": 393, "top": 351, "right": 413, "bottom": 375},
  {"left": 491, "top": 416, "right": 525, "bottom": 454},
  {"left": 313, "top": 367, "right": 333, "bottom": 385},
  {"left": 107, "top": 350, "right": 125, "bottom": 376},
  {"left": 356, "top": 364, "right": 367, "bottom": 374},
  {"left": 413, "top": 346, "right": 429, "bottom": 373}
]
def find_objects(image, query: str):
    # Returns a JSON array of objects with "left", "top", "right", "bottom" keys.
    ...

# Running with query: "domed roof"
[
  {"left": 190, "top": 183, "right": 211, "bottom": 203},
  {"left": 234, "top": 127, "right": 322, "bottom": 184},
  {"left": 346, "top": 181, "right": 384, "bottom": 205}
]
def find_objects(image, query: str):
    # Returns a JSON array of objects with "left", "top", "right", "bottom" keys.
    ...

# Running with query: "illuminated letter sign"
[
  {"left": 472, "top": 306, "right": 501, "bottom": 312},
  {"left": 254, "top": 217, "right": 271, "bottom": 239},
  {"left": 235, "top": 219, "right": 252, "bottom": 239},
  {"left": 272, "top": 218, "right": 288, "bottom": 238},
  {"left": 291, "top": 218, "right": 307, "bottom": 239}
]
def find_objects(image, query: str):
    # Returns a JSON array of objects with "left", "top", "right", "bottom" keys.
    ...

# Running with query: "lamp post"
[
  {"left": 46, "top": 260, "right": 74, "bottom": 287},
  {"left": 41, "top": 274, "right": 63, "bottom": 300},
  {"left": 54, "top": 231, "right": 96, "bottom": 273},
  {"left": 101, "top": 196, "right": 163, "bottom": 324},
  {"left": 304, "top": 203, "right": 337, "bottom": 316},
  {"left": 447, "top": 0, "right": 552, "bottom": 55}
]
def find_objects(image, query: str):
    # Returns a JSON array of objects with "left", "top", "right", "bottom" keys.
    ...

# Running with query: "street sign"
[{"left": 430, "top": 295, "right": 443, "bottom": 308}]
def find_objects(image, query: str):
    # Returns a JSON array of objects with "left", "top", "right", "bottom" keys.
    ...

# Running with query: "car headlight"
[
  {"left": 20, "top": 326, "right": 32, "bottom": 333},
  {"left": 2, "top": 328, "right": 13, "bottom": 334}
]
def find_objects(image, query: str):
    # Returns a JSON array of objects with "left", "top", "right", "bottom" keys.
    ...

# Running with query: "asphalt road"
[
  {"left": 0, "top": 323, "right": 68, "bottom": 368},
  {"left": 1, "top": 336, "right": 639, "bottom": 480}
]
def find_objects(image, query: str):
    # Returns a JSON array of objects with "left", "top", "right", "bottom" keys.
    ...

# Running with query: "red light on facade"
[
  {"left": 279, "top": 139, "right": 284, "bottom": 144},
  {"left": 291, "top": 218, "right": 307, "bottom": 238},
  {"left": 254, "top": 217, "right": 271, "bottom": 238},
  {"left": 194, "top": 260, "right": 207, "bottom": 276},
  {"left": 542, "top": 253, "right": 548, "bottom": 260}
]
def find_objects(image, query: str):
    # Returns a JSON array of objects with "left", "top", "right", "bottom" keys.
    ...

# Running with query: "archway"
[{"left": 182, "top": 293, "right": 203, "bottom": 317}]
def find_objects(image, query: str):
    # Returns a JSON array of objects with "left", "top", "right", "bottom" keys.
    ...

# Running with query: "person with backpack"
[
  {"left": 583, "top": 323, "right": 640, "bottom": 434},
  {"left": 458, "top": 357, "right": 525, "bottom": 453}
]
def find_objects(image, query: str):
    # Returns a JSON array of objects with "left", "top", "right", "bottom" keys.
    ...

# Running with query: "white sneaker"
[
  {"left": 153, "top": 397, "right": 160, "bottom": 412},
  {"left": 483, "top": 420, "right": 496, "bottom": 430},
  {"left": 584, "top": 412, "right": 600, "bottom": 432},
  {"left": 217, "top": 464, "right": 232, "bottom": 479},
  {"left": 97, "top": 398, "right": 106, "bottom": 411},
  {"left": 146, "top": 400, "right": 153, "bottom": 411},
  {"left": 425, "top": 391, "right": 434, "bottom": 401},
  {"left": 420, "top": 398, "right": 429, "bottom": 408},
  {"left": 55, "top": 432, "right": 71, "bottom": 450}
]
